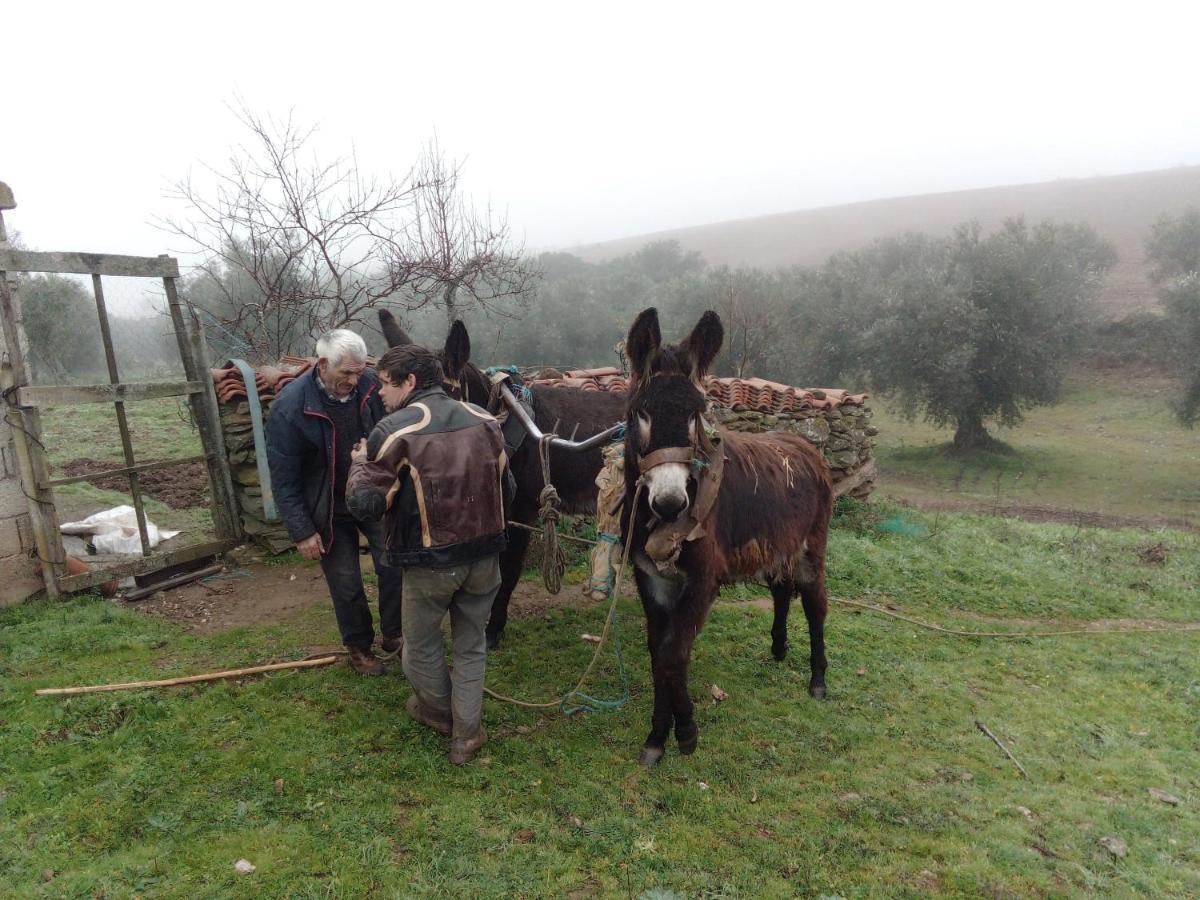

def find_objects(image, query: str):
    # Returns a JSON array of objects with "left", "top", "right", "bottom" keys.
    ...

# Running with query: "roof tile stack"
[
  {"left": 529, "top": 367, "right": 868, "bottom": 416},
  {"left": 212, "top": 360, "right": 320, "bottom": 553}
]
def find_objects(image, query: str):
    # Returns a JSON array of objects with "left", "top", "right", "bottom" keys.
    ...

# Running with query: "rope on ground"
[
  {"left": 482, "top": 481, "right": 644, "bottom": 714},
  {"left": 831, "top": 596, "right": 1200, "bottom": 638},
  {"left": 503, "top": 523, "right": 1200, "bottom": 640},
  {"left": 536, "top": 434, "right": 567, "bottom": 595}
]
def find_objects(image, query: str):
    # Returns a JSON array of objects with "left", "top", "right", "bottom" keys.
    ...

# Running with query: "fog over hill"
[{"left": 570, "top": 166, "right": 1200, "bottom": 318}]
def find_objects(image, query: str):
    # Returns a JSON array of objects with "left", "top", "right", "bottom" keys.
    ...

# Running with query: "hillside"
[{"left": 572, "top": 166, "right": 1200, "bottom": 318}]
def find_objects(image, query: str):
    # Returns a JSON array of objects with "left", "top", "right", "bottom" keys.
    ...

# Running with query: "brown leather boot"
[
  {"left": 449, "top": 724, "right": 488, "bottom": 765},
  {"left": 346, "top": 645, "right": 385, "bottom": 676},
  {"left": 379, "top": 634, "right": 404, "bottom": 656},
  {"left": 406, "top": 695, "right": 452, "bottom": 735}
]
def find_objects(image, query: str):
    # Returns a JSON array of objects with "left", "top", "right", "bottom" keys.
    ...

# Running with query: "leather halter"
[{"left": 637, "top": 445, "right": 696, "bottom": 472}]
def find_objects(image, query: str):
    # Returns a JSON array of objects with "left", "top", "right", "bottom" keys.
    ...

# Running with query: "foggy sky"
[{"left": 6, "top": 0, "right": 1200, "bottom": 279}]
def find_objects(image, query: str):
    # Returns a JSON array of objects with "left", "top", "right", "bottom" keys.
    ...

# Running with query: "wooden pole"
[
  {"left": 34, "top": 655, "right": 340, "bottom": 696},
  {"left": 90, "top": 273, "right": 152, "bottom": 556},
  {"left": 163, "top": 275, "right": 240, "bottom": 542},
  {"left": 0, "top": 190, "right": 64, "bottom": 596}
]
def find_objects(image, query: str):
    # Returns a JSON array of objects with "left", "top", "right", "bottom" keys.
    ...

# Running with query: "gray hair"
[{"left": 315, "top": 329, "right": 368, "bottom": 368}]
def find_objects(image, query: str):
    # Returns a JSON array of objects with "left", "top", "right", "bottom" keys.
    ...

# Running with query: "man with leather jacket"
[
  {"left": 265, "top": 329, "right": 402, "bottom": 675},
  {"left": 347, "top": 344, "right": 512, "bottom": 764}
]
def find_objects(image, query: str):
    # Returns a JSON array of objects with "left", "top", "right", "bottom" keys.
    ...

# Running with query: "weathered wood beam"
[
  {"left": 0, "top": 249, "right": 179, "bottom": 278},
  {"left": 16, "top": 380, "right": 203, "bottom": 408},
  {"left": 54, "top": 538, "right": 239, "bottom": 594},
  {"left": 42, "top": 454, "right": 208, "bottom": 488}
]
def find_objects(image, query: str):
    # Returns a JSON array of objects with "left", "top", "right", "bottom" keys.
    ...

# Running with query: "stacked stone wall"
[
  {"left": 710, "top": 402, "right": 877, "bottom": 500},
  {"left": 217, "top": 399, "right": 294, "bottom": 554}
]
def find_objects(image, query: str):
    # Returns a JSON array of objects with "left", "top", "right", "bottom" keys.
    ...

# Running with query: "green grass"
[
  {"left": 3, "top": 505, "right": 1199, "bottom": 897},
  {"left": 35, "top": 397, "right": 213, "bottom": 541},
  {"left": 872, "top": 368, "right": 1200, "bottom": 525},
  {"left": 39, "top": 397, "right": 203, "bottom": 471}
]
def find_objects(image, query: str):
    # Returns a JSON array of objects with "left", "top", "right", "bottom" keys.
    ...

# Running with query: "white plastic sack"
[{"left": 60, "top": 505, "right": 181, "bottom": 555}]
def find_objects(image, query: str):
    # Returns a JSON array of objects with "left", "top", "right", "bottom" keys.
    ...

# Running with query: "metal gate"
[{"left": 0, "top": 190, "right": 241, "bottom": 598}]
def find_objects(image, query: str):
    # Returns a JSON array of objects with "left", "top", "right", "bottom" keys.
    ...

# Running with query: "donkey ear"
[
  {"left": 443, "top": 320, "right": 471, "bottom": 380},
  {"left": 682, "top": 310, "right": 724, "bottom": 379},
  {"left": 626, "top": 307, "right": 662, "bottom": 380},
  {"left": 378, "top": 309, "right": 412, "bottom": 347}
]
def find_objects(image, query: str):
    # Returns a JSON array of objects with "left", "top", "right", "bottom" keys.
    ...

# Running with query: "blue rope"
[
  {"left": 562, "top": 533, "right": 630, "bottom": 715},
  {"left": 484, "top": 365, "right": 522, "bottom": 376}
]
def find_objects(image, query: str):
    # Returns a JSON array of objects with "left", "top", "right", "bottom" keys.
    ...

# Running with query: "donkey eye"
[{"left": 637, "top": 413, "right": 651, "bottom": 444}]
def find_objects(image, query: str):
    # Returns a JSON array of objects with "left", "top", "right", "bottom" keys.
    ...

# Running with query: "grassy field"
[
  {"left": 38, "top": 397, "right": 212, "bottom": 538},
  {"left": 871, "top": 368, "right": 1200, "bottom": 528},
  {"left": 2, "top": 501, "right": 1198, "bottom": 898},
  {"left": 4, "top": 365, "right": 1196, "bottom": 896}
]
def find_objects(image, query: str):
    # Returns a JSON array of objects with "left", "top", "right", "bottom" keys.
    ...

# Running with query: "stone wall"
[
  {"left": 710, "top": 402, "right": 877, "bottom": 500},
  {"left": 218, "top": 399, "right": 294, "bottom": 554}
]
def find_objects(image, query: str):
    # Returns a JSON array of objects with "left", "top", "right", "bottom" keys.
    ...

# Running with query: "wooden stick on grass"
[
  {"left": 34, "top": 656, "right": 340, "bottom": 696},
  {"left": 976, "top": 720, "right": 1030, "bottom": 779}
]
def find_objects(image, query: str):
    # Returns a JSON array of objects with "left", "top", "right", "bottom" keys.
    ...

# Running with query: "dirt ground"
[
  {"left": 61, "top": 457, "right": 211, "bottom": 510},
  {"left": 121, "top": 550, "right": 598, "bottom": 635}
]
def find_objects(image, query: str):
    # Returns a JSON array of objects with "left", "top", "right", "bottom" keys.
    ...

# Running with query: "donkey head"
[
  {"left": 378, "top": 309, "right": 491, "bottom": 406},
  {"left": 625, "top": 308, "right": 724, "bottom": 522}
]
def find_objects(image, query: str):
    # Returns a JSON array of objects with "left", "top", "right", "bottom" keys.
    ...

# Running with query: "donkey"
[
  {"left": 378, "top": 310, "right": 625, "bottom": 649},
  {"left": 621, "top": 308, "right": 833, "bottom": 766}
]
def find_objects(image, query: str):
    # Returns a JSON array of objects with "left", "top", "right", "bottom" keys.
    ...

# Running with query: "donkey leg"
[
  {"left": 638, "top": 596, "right": 677, "bottom": 766},
  {"left": 486, "top": 514, "right": 533, "bottom": 650},
  {"left": 769, "top": 579, "right": 794, "bottom": 662},
  {"left": 641, "top": 621, "right": 676, "bottom": 766},
  {"left": 672, "top": 648, "right": 700, "bottom": 755},
  {"left": 796, "top": 570, "right": 829, "bottom": 700},
  {"left": 670, "top": 594, "right": 712, "bottom": 755}
]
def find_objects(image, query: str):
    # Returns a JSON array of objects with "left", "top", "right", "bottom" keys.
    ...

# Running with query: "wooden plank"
[
  {"left": 92, "top": 274, "right": 152, "bottom": 556},
  {"left": 165, "top": 278, "right": 241, "bottom": 542},
  {"left": 0, "top": 249, "right": 179, "bottom": 278},
  {"left": 42, "top": 454, "right": 208, "bottom": 488},
  {"left": 54, "top": 539, "right": 239, "bottom": 594},
  {"left": 16, "top": 380, "right": 203, "bottom": 408}
]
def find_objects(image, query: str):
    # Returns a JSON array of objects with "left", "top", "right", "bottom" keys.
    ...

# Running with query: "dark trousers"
[{"left": 319, "top": 516, "right": 403, "bottom": 649}]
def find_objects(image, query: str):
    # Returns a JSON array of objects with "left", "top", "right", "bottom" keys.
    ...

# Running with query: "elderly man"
[
  {"left": 266, "top": 329, "right": 402, "bottom": 675},
  {"left": 347, "top": 344, "right": 512, "bottom": 764}
]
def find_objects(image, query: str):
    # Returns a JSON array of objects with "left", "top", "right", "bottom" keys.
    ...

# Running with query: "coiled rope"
[{"left": 536, "top": 434, "right": 567, "bottom": 596}]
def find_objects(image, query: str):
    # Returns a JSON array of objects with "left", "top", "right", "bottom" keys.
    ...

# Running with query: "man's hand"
[
  {"left": 297, "top": 533, "right": 325, "bottom": 560},
  {"left": 351, "top": 438, "right": 368, "bottom": 463}
]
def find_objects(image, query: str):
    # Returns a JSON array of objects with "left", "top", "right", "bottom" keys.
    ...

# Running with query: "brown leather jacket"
[{"left": 346, "top": 387, "right": 511, "bottom": 568}]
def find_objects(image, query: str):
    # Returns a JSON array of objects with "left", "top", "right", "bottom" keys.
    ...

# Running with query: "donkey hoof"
[
  {"left": 676, "top": 722, "right": 700, "bottom": 755},
  {"left": 809, "top": 683, "right": 827, "bottom": 700},
  {"left": 771, "top": 644, "right": 788, "bottom": 662},
  {"left": 639, "top": 745, "right": 666, "bottom": 767},
  {"left": 485, "top": 630, "right": 503, "bottom": 652}
]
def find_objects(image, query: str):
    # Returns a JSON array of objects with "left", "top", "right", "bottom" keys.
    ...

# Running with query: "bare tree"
[
  {"left": 716, "top": 268, "right": 784, "bottom": 379},
  {"left": 160, "top": 102, "right": 425, "bottom": 358},
  {"left": 400, "top": 141, "right": 540, "bottom": 328}
]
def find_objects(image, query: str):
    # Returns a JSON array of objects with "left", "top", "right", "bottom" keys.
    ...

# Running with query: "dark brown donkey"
[
  {"left": 378, "top": 310, "right": 625, "bottom": 648},
  {"left": 621, "top": 308, "right": 833, "bottom": 766}
]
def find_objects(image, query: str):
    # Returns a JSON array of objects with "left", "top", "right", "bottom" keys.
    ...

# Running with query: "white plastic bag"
[{"left": 60, "top": 505, "right": 181, "bottom": 555}]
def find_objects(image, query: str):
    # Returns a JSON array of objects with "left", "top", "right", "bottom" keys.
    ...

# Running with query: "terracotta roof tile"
[
  {"left": 528, "top": 367, "right": 867, "bottom": 413},
  {"left": 211, "top": 359, "right": 866, "bottom": 413}
]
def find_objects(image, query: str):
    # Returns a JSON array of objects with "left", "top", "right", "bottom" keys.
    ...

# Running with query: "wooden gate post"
[
  {"left": 162, "top": 273, "right": 241, "bottom": 542},
  {"left": 0, "top": 184, "right": 65, "bottom": 597}
]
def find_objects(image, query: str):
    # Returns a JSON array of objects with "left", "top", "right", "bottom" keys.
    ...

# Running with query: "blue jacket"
[{"left": 265, "top": 367, "right": 386, "bottom": 547}]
